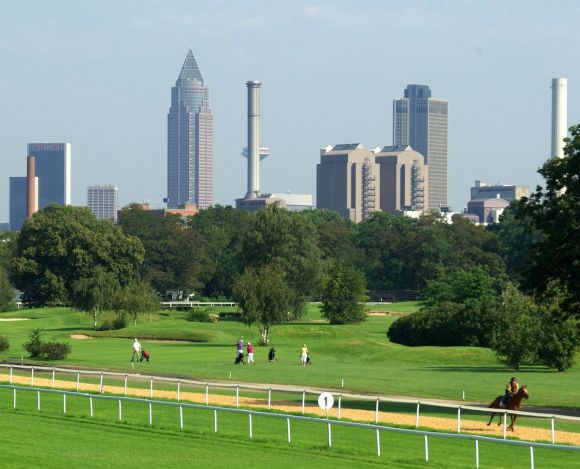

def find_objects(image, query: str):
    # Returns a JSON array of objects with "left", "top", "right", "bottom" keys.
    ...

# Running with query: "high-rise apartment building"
[
  {"left": 27, "top": 143, "right": 72, "bottom": 208},
  {"left": 87, "top": 185, "right": 120, "bottom": 222},
  {"left": 393, "top": 85, "right": 448, "bottom": 210},
  {"left": 167, "top": 50, "right": 213, "bottom": 209}
]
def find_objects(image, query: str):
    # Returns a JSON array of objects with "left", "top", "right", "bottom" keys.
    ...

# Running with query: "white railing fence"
[
  {"left": 1, "top": 363, "right": 578, "bottom": 447},
  {"left": 1, "top": 384, "right": 578, "bottom": 469}
]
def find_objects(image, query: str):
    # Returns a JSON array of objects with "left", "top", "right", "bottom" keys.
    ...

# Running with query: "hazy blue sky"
[{"left": 1, "top": 0, "right": 579, "bottom": 221}]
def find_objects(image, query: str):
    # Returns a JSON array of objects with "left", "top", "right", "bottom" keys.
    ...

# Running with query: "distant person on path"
[
  {"left": 300, "top": 344, "right": 308, "bottom": 366},
  {"left": 237, "top": 337, "right": 244, "bottom": 357},
  {"left": 247, "top": 342, "right": 255, "bottom": 364},
  {"left": 501, "top": 377, "right": 519, "bottom": 408},
  {"left": 131, "top": 338, "right": 142, "bottom": 362}
]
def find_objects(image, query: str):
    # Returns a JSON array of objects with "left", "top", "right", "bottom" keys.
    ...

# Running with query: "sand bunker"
[
  {"left": 70, "top": 334, "right": 93, "bottom": 339},
  {"left": 0, "top": 318, "right": 31, "bottom": 321}
]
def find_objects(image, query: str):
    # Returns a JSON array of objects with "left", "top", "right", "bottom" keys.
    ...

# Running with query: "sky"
[{"left": 1, "top": 0, "right": 579, "bottom": 222}]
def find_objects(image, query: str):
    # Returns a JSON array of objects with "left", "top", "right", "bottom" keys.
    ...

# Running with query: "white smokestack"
[
  {"left": 551, "top": 78, "right": 567, "bottom": 159},
  {"left": 245, "top": 81, "right": 262, "bottom": 199}
]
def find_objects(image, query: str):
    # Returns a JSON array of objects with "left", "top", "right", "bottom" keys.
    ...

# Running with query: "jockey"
[{"left": 501, "top": 377, "right": 519, "bottom": 408}]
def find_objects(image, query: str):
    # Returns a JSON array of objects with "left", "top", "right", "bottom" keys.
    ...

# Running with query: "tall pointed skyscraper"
[
  {"left": 393, "top": 85, "right": 448, "bottom": 210},
  {"left": 167, "top": 50, "right": 214, "bottom": 209}
]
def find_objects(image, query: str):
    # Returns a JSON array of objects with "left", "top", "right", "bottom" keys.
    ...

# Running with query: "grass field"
[
  {"left": 0, "top": 387, "right": 578, "bottom": 468},
  {"left": 0, "top": 303, "right": 579, "bottom": 410}
]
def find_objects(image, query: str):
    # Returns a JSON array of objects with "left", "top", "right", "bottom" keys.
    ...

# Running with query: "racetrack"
[{"left": 2, "top": 372, "right": 578, "bottom": 446}]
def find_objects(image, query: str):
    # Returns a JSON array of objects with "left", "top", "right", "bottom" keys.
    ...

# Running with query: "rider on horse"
[{"left": 501, "top": 377, "right": 519, "bottom": 408}]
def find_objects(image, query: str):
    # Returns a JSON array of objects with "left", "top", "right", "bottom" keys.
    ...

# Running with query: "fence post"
[
  {"left": 214, "top": 409, "right": 217, "bottom": 433},
  {"left": 13, "top": 388, "right": 16, "bottom": 409},
  {"left": 375, "top": 399, "right": 380, "bottom": 423},
  {"left": 475, "top": 439, "right": 479, "bottom": 469},
  {"left": 376, "top": 429, "right": 381, "bottom": 457},
  {"left": 338, "top": 394, "right": 342, "bottom": 419},
  {"left": 530, "top": 446, "right": 534, "bottom": 469},
  {"left": 457, "top": 407, "right": 461, "bottom": 433},
  {"left": 124, "top": 375, "right": 128, "bottom": 396},
  {"left": 63, "top": 394, "right": 66, "bottom": 414},
  {"left": 327, "top": 422, "right": 332, "bottom": 447},
  {"left": 37, "top": 390, "right": 40, "bottom": 412},
  {"left": 424, "top": 434, "right": 429, "bottom": 462},
  {"left": 76, "top": 372, "right": 80, "bottom": 392},
  {"left": 287, "top": 417, "right": 291, "bottom": 443},
  {"left": 150, "top": 378, "right": 154, "bottom": 399},
  {"left": 236, "top": 385, "right": 239, "bottom": 407},
  {"left": 10, "top": 365, "right": 13, "bottom": 384},
  {"left": 177, "top": 381, "right": 181, "bottom": 402},
  {"left": 118, "top": 399, "right": 122, "bottom": 421},
  {"left": 99, "top": 373, "right": 103, "bottom": 393},
  {"left": 268, "top": 387, "right": 272, "bottom": 410},
  {"left": 149, "top": 402, "right": 152, "bottom": 426},
  {"left": 90, "top": 397, "right": 93, "bottom": 417},
  {"left": 249, "top": 414, "right": 253, "bottom": 439},
  {"left": 503, "top": 412, "right": 507, "bottom": 439},
  {"left": 302, "top": 391, "right": 305, "bottom": 414},
  {"left": 31, "top": 367, "right": 34, "bottom": 387},
  {"left": 52, "top": 369, "right": 56, "bottom": 388},
  {"left": 205, "top": 383, "right": 209, "bottom": 405},
  {"left": 179, "top": 406, "right": 183, "bottom": 429},
  {"left": 416, "top": 402, "right": 420, "bottom": 428},
  {"left": 551, "top": 416, "right": 555, "bottom": 444}
]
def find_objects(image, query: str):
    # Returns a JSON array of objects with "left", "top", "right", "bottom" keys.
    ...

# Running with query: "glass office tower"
[
  {"left": 167, "top": 50, "right": 214, "bottom": 209},
  {"left": 393, "top": 85, "right": 448, "bottom": 210},
  {"left": 27, "top": 142, "right": 72, "bottom": 208}
]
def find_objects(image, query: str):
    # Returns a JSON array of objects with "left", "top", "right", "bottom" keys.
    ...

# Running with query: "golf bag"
[
  {"left": 234, "top": 351, "right": 246, "bottom": 365},
  {"left": 140, "top": 350, "right": 150, "bottom": 362},
  {"left": 268, "top": 347, "right": 277, "bottom": 362}
]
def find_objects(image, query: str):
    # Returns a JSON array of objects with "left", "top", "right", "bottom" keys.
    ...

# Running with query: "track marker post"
[
  {"left": 63, "top": 394, "right": 66, "bottom": 414},
  {"left": 90, "top": 397, "right": 93, "bottom": 417},
  {"left": 9, "top": 366, "right": 13, "bottom": 384},
  {"left": 205, "top": 383, "right": 209, "bottom": 405},
  {"left": 327, "top": 422, "right": 332, "bottom": 447},
  {"left": 338, "top": 394, "right": 342, "bottom": 419},
  {"left": 475, "top": 439, "right": 479, "bottom": 468},
  {"left": 150, "top": 378, "right": 154, "bottom": 399},
  {"left": 424, "top": 434, "right": 429, "bottom": 462},
  {"left": 179, "top": 406, "right": 183, "bottom": 429},
  {"left": 375, "top": 398, "right": 380, "bottom": 423},
  {"left": 302, "top": 391, "right": 305, "bottom": 414},
  {"left": 76, "top": 372, "right": 80, "bottom": 391},
  {"left": 149, "top": 402, "right": 152, "bottom": 426},
  {"left": 52, "top": 369, "right": 56, "bottom": 388},
  {"left": 287, "top": 417, "right": 291, "bottom": 443},
  {"left": 457, "top": 407, "right": 461, "bottom": 433},
  {"left": 530, "top": 446, "right": 535, "bottom": 469},
  {"left": 503, "top": 412, "right": 507, "bottom": 439},
  {"left": 236, "top": 385, "right": 239, "bottom": 407},
  {"left": 13, "top": 388, "right": 16, "bottom": 409},
  {"left": 31, "top": 367, "right": 34, "bottom": 387},
  {"left": 376, "top": 429, "right": 381, "bottom": 457},
  {"left": 416, "top": 402, "right": 420, "bottom": 427},
  {"left": 118, "top": 400, "right": 122, "bottom": 421},
  {"left": 249, "top": 414, "right": 253, "bottom": 439},
  {"left": 124, "top": 375, "right": 128, "bottom": 396},
  {"left": 268, "top": 387, "right": 272, "bottom": 410},
  {"left": 551, "top": 416, "right": 555, "bottom": 444},
  {"left": 37, "top": 391, "right": 40, "bottom": 412},
  {"left": 177, "top": 380, "right": 181, "bottom": 402},
  {"left": 214, "top": 409, "right": 218, "bottom": 432}
]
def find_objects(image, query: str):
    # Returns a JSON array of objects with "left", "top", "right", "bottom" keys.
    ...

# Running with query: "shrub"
[
  {"left": 24, "top": 329, "right": 44, "bottom": 357},
  {"left": 98, "top": 314, "right": 127, "bottom": 331},
  {"left": 186, "top": 308, "right": 211, "bottom": 322},
  {"left": 0, "top": 335, "right": 9, "bottom": 353},
  {"left": 40, "top": 340, "right": 71, "bottom": 360}
]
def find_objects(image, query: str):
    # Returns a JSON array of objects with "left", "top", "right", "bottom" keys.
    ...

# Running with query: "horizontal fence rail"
[
  {"left": 1, "top": 362, "right": 579, "bottom": 447},
  {"left": 1, "top": 384, "right": 578, "bottom": 469}
]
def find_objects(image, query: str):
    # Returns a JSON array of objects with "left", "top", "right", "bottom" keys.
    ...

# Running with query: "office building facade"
[
  {"left": 470, "top": 180, "right": 529, "bottom": 203},
  {"left": 9, "top": 177, "right": 28, "bottom": 231},
  {"left": 27, "top": 143, "right": 71, "bottom": 208},
  {"left": 374, "top": 145, "right": 428, "bottom": 213},
  {"left": 393, "top": 85, "right": 448, "bottom": 210},
  {"left": 167, "top": 50, "right": 214, "bottom": 209},
  {"left": 87, "top": 185, "right": 120, "bottom": 222}
]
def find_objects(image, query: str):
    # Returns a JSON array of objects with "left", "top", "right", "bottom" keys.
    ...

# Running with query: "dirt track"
[{"left": 2, "top": 373, "right": 578, "bottom": 446}]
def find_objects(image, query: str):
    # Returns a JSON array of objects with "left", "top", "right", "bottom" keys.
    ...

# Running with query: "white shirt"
[{"left": 133, "top": 341, "right": 141, "bottom": 353}]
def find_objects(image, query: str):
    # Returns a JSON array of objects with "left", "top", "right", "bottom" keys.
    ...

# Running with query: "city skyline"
[{"left": 1, "top": 1, "right": 579, "bottom": 222}]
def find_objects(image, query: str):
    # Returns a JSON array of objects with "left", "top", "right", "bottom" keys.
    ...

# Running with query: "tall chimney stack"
[
  {"left": 26, "top": 155, "right": 38, "bottom": 218},
  {"left": 245, "top": 81, "right": 262, "bottom": 199},
  {"left": 551, "top": 78, "right": 567, "bottom": 158}
]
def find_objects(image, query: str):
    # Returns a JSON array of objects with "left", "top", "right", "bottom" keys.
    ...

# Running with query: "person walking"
[
  {"left": 247, "top": 342, "right": 255, "bottom": 364},
  {"left": 300, "top": 344, "right": 309, "bottom": 366},
  {"left": 131, "top": 338, "right": 142, "bottom": 362}
]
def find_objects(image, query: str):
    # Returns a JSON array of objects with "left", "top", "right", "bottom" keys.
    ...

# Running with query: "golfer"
[
  {"left": 300, "top": 344, "right": 309, "bottom": 366},
  {"left": 247, "top": 342, "right": 255, "bottom": 364},
  {"left": 131, "top": 338, "right": 142, "bottom": 362}
]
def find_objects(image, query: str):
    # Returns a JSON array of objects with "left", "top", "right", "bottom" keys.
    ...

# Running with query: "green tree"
[
  {"left": 490, "top": 284, "right": 541, "bottom": 370},
  {"left": 0, "top": 268, "right": 16, "bottom": 312},
  {"left": 520, "top": 124, "right": 580, "bottom": 315},
  {"left": 114, "top": 281, "right": 159, "bottom": 325},
  {"left": 320, "top": 263, "right": 367, "bottom": 324},
  {"left": 239, "top": 206, "right": 321, "bottom": 316},
  {"left": 10, "top": 205, "right": 143, "bottom": 306},
  {"left": 232, "top": 264, "right": 293, "bottom": 344},
  {"left": 72, "top": 268, "right": 120, "bottom": 330}
]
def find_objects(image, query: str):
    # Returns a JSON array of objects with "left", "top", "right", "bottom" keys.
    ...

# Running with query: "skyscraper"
[
  {"left": 167, "top": 50, "right": 213, "bottom": 209},
  {"left": 9, "top": 177, "right": 28, "bottom": 231},
  {"left": 87, "top": 185, "right": 120, "bottom": 222},
  {"left": 393, "top": 85, "right": 448, "bottom": 210},
  {"left": 27, "top": 143, "right": 72, "bottom": 208}
]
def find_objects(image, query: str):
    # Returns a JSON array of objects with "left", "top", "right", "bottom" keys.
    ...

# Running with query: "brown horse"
[{"left": 487, "top": 385, "right": 529, "bottom": 431}]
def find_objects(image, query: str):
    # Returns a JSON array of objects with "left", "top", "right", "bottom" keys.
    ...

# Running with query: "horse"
[{"left": 487, "top": 385, "right": 529, "bottom": 431}]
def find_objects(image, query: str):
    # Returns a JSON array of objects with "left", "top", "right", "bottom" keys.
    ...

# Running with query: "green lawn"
[
  {"left": 0, "top": 304, "right": 579, "bottom": 410},
  {"left": 0, "top": 387, "right": 577, "bottom": 468}
]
